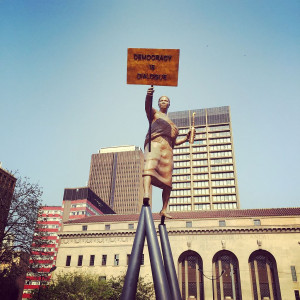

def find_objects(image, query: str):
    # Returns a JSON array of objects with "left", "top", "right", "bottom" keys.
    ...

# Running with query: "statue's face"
[{"left": 158, "top": 96, "right": 170, "bottom": 110}]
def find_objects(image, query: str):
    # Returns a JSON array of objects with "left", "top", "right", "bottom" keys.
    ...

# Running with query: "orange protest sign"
[{"left": 127, "top": 48, "right": 180, "bottom": 86}]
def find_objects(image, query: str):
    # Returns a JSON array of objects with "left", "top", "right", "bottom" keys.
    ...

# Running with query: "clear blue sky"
[{"left": 1, "top": 0, "right": 299, "bottom": 212}]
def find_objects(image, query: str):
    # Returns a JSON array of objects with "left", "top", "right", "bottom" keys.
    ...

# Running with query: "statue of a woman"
[{"left": 143, "top": 87, "right": 192, "bottom": 218}]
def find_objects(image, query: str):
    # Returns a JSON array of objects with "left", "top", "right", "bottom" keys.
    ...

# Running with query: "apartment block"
[
  {"left": 22, "top": 206, "right": 63, "bottom": 299},
  {"left": 168, "top": 106, "right": 239, "bottom": 212},
  {"left": 62, "top": 187, "right": 115, "bottom": 222}
]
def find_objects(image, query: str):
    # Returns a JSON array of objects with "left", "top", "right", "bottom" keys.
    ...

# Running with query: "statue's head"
[{"left": 158, "top": 96, "right": 170, "bottom": 110}]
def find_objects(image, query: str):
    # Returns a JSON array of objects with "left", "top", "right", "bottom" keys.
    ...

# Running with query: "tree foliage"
[
  {"left": 30, "top": 272, "right": 154, "bottom": 300},
  {"left": 0, "top": 174, "right": 46, "bottom": 272}
]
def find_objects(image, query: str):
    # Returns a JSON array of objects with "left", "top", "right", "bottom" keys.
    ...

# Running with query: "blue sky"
[{"left": 1, "top": 0, "right": 299, "bottom": 213}]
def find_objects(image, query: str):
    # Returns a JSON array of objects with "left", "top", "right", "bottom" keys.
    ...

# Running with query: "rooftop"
[
  {"left": 99, "top": 145, "right": 141, "bottom": 154},
  {"left": 65, "top": 207, "right": 300, "bottom": 224}
]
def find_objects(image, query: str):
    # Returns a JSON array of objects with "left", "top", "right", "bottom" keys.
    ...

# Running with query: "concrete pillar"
[{"left": 201, "top": 252, "right": 214, "bottom": 299}]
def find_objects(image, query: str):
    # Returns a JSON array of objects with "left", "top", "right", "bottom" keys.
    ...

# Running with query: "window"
[
  {"left": 66, "top": 255, "right": 71, "bottom": 266},
  {"left": 291, "top": 266, "right": 297, "bottom": 282},
  {"left": 178, "top": 250, "right": 204, "bottom": 300},
  {"left": 78, "top": 255, "right": 83, "bottom": 266},
  {"left": 213, "top": 250, "right": 242, "bottom": 300},
  {"left": 128, "top": 224, "right": 134, "bottom": 229},
  {"left": 105, "top": 224, "right": 110, "bottom": 230},
  {"left": 186, "top": 221, "right": 192, "bottom": 228},
  {"left": 127, "top": 254, "right": 130, "bottom": 265},
  {"left": 114, "top": 254, "right": 119, "bottom": 266},
  {"left": 219, "top": 220, "right": 226, "bottom": 227},
  {"left": 90, "top": 255, "right": 95, "bottom": 266},
  {"left": 249, "top": 250, "right": 281, "bottom": 300},
  {"left": 254, "top": 219, "right": 261, "bottom": 226},
  {"left": 82, "top": 225, "right": 88, "bottom": 231},
  {"left": 295, "top": 290, "right": 300, "bottom": 300},
  {"left": 102, "top": 255, "right": 107, "bottom": 266},
  {"left": 99, "top": 276, "right": 106, "bottom": 281}
]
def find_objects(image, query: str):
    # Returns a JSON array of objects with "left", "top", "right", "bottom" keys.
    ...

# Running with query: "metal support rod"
[
  {"left": 159, "top": 224, "right": 182, "bottom": 300},
  {"left": 148, "top": 85, "right": 153, "bottom": 152},
  {"left": 121, "top": 207, "right": 146, "bottom": 300},
  {"left": 144, "top": 206, "right": 171, "bottom": 300}
]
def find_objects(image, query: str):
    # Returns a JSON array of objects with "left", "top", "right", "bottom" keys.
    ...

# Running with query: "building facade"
[
  {"left": 0, "top": 164, "right": 16, "bottom": 246},
  {"left": 88, "top": 145, "right": 144, "bottom": 214},
  {"left": 22, "top": 189, "right": 115, "bottom": 298},
  {"left": 62, "top": 187, "right": 115, "bottom": 222},
  {"left": 22, "top": 206, "right": 63, "bottom": 299},
  {"left": 55, "top": 207, "right": 300, "bottom": 300},
  {"left": 169, "top": 106, "right": 240, "bottom": 212}
]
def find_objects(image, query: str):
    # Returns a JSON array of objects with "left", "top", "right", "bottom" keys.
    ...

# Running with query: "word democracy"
[{"left": 134, "top": 54, "right": 172, "bottom": 62}]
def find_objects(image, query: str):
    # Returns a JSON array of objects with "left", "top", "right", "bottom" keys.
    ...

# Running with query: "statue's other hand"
[{"left": 186, "top": 129, "right": 191, "bottom": 140}]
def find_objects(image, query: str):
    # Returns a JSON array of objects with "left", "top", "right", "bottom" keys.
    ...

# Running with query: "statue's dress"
[{"left": 143, "top": 110, "right": 179, "bottom": 189}]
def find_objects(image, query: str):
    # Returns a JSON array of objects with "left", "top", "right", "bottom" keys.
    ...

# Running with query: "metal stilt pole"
[
  {"left": 121, "top": 207, "right": 146, "bottom": 300},
  {"left": 144, "top": 206, "right": 171, "bottom": 300},
  {"left": 159, "top": 223, "right": 182, "bottom": 300}
]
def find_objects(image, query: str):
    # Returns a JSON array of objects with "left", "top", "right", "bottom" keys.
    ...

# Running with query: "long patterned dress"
[{"left": 143, "top": 110, "right": 179, "bottom": 190}]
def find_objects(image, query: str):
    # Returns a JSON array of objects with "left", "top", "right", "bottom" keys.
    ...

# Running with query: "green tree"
[
  {"left": 0, "top": 175, "right": 47, "bottom": 300},
  {"left": 0, "top": 175, "right": 45, "bottom": 266},
  {"left": 30, "top": 272, "right": 154, "bottom": 300}
]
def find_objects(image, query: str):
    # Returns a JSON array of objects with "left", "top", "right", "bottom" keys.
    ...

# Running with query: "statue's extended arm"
[
  {"left": 145, "top": 87, "right": 156, "bottom": 122},
  {"left": 174, "top": 130, "right": 191, "bottom": 146}
]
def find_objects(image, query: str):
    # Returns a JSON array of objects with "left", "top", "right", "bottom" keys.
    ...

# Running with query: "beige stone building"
[{"left": 55, "top": 208, "right": 300, "bottom": 300}]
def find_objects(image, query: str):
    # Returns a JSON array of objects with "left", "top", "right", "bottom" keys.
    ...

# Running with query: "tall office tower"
[
  {"left": 88, "top": 145, "right": 144, "bottom": 214},
  {"left": 168, "top": 106, "right": 240, "bottom": 212}
]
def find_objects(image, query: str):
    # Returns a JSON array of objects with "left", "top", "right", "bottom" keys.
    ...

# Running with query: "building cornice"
[{"left": 58, "top": 225, "right": 300, "bottom": 239}]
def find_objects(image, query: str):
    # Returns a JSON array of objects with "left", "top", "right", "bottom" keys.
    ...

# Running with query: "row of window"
[
  {"left": 212, "top": 187, "right": 236, "bottom": 194},
  {"left": 193, "top": 153, "right": 208, "bottom": 159},
  {"left": 174, "top": 154, "right": 190, "bottom": 161},
  {"left": 169, "top": 195, "right": 237, "bottom": 205},
  {"left": 173, "top": 182, "right": 191, "bottom": 189},
  {"left": 209, "top": 124, "right": 230, "bottom": 131},
  {"left": 194, "top": 204, "right": 210, "bottom": 210},
  {"left": 210, "top": 151, "right": 232, "bottom": 158},
  {"left": 65, "top": 254, "right": 144, "bottom": 267},
  {"left": 212, "top": 179, "right": 235, "bottom": 186},
  {"left": 169, "top": 201, "right": 238, "bottom": 212},
  {"left": 212, "top": 195, "right": 237, "bottom": 202},
  {"left": 81, "top": 223, "right": 135, "bottom": 231},
  {"left": 211, "top": 172, "right": 234, "bottom": 179},
  {"left": 174, "top": 159, "right": 234, "bottom": 168},
  {"left": 194, "top": 188, "right": 209, "bottom": 195},
  {"left": 210, "top": 144, "right": 231, "bottom": 151},
  {"left": 211, "top": 165, "right": 234, "bottom": 172},
  {"left": 174, "top": 172, "right": 235, "bottom": 180},
  {"left": 174, "top": 151, "right": 233, "bottom": 162},
  {"left": 194, "top": 181, "right": 208, "bottom": 187},
  {"left": 169, "top": 197, "right": 191, "bottom": 204},
  {"left": 209, "top": 137, "right": 231, "bottom": 144},
  {"left": 178, "top": 125, "right": 230, "bottom": 135},
  {"left": 209, "top": 131, "right": 230, "bottom": 138},
  {"left": 169, "top": 205, "right": 192, "bottom": 211},
  {"left": 173, "top": 175, "right": 191, "bottom": 181},
  {"left": 211, "top": 158, "right": 233, "bottom": 164},
  {"left": 213, "top": 202, "right": 237, "bottom": 210}
]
